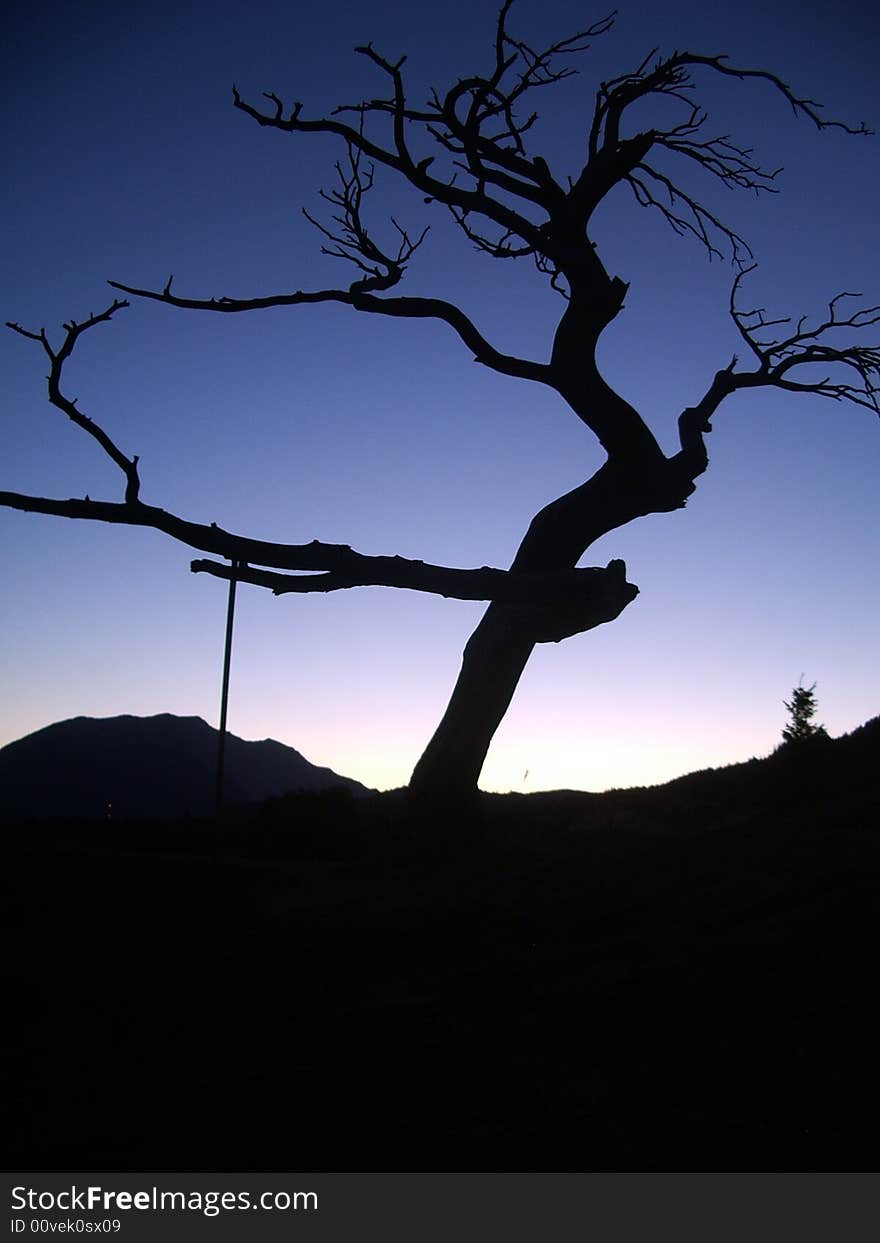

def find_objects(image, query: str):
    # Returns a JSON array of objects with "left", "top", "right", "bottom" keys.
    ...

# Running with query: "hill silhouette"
[
  {"left": 592, "top": 712, "right": 880, "bottom": 827},
  {"left": 3, "top": 714, "right": 878, "bottom": 1172},
  {"left": 0, "top": 713, "right": 368, "bottom": 822}
]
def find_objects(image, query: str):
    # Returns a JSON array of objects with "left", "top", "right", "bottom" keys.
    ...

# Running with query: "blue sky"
[{"left": 2, "top": 0, "right": 878, "bottom": 792}]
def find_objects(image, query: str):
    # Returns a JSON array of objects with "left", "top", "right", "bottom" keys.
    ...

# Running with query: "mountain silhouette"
[{"left": 0, "top": 713, "right": 368, "bottom": 822}]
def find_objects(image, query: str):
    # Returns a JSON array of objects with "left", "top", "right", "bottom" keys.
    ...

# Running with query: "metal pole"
[{"left": 215, "top": 560, "right": 240, "bottom": 817}]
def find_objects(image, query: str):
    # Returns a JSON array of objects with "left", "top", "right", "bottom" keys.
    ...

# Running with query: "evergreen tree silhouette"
[{"left": 782, "top": 683, "right": 829, "bottom": 744}]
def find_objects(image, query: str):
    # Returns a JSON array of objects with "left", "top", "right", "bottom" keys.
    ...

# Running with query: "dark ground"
[{"left": 3, "top": 737, "right": 879, "bottom": 1172}]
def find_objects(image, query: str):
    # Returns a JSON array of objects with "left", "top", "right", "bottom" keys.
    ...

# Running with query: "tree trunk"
[
  {"left": 409, "top": 603, "right": 535, "bottom": 799},
  {"left": 409, "top": 455, "right": 684, "bottom": 798}
]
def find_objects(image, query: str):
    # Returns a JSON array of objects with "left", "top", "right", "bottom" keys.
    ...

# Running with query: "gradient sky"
[{"left": 3, "top": 0, "right": 878, "bottom": 793}]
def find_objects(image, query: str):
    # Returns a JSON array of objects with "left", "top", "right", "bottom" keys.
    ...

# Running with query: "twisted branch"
[{"left": 6, "top": 301, "right": 142, "bottom": 503}]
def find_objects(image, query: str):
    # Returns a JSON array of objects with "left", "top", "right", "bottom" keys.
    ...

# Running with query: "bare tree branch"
[
  {"left": 730, "top": 267, "right": 880, "bottom": 412},
  {"left": 188, "top": 547, "right": 621, "bottom": 601},
  {"left": 581, "top": 47, "right": 871, "bottom": 261},
  {"left": 673, "top": 54, "right": 871, "bottom": 136},
  {"left": 420, "top": 5, "right": 616, "bottom": 207},
  {"left": 231, "top": 78, "right": 546, "bottom": 258},
  {"left": 229, "top": 3, "right": 621, "bottom": 285},
  {"left": 301, "top": 130, "right": 429, "bottom": 293},
  {"left": 0, "top": 484, "right": 635, "bottom": 637},
  {"left": 6, "top": 300, "right": 142, "bottom": 503},
  {"left": 190, "top": 553, "right": 638, "bottom": 644},
  {"left": 627, "top": 163, "right": 752, "bottom": 263},
  {"left": 108, "top": 277, "right": 552, "bottom": 388},
  {"left": 669, "top": 270, "right": 880, "bottom": 488}
]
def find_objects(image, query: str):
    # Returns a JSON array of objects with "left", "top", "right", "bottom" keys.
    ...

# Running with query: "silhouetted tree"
[
  {"left": 782, "top": 683, "right": 828, "bottom": 744},
  {"left": 4, "top": 3, "right": 878, "bottom": 800}
]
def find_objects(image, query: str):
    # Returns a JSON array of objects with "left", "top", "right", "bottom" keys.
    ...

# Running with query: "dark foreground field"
[{"left": 3, "top": 738, "right": 879, "bottom": 1171}]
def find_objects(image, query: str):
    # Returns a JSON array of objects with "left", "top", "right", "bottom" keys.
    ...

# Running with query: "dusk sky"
[{"left": 3, "top": 0, "right": 878, "bottom": 794}]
